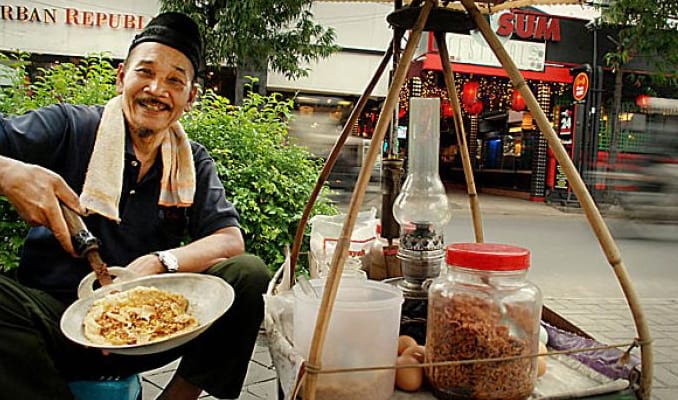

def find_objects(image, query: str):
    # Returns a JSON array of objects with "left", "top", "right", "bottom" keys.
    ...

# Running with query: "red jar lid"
[{"left": 446, "top": 243, "right": 530, "bottom": 271}]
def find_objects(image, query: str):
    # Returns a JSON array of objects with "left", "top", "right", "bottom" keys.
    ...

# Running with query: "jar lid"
[{"left": 445, "top": 243, "right": 530, "bottom": 271}]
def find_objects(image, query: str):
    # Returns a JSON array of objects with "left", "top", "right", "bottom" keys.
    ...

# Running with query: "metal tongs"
[{"left": 60, "top": 204, "right": 113, "bottom": 287}]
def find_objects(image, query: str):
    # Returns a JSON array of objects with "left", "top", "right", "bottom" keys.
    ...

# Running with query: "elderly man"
[{"left": 0, "top": 12, "right": 270, "bottom": 400}]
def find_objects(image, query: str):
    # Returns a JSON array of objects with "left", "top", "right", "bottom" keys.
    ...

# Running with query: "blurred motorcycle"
[{"left": 614, "top": 160, "right": 678, "bottom": 224}]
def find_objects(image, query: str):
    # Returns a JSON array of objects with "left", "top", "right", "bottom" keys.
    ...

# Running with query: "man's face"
[{"left": 116, "top": 42, "right": 197, "bottom": 137}]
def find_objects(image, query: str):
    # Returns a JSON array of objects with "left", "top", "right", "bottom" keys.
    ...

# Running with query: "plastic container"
[
  {"left": 425, "top": 243, "right": 542, "bottom": 400},
  {"left": 294, "top": 278, "right": 404, "bottom": 400}
]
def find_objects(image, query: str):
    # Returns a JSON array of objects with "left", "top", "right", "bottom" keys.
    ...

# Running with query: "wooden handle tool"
[{"left": 60, "top": 204, "right": 113, "bottom": 286}]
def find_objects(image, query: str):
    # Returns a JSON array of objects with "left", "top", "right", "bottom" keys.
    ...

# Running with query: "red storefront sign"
[
  {"left": 423, "top": 10, "right": 572, "bottom": 83},
  {"left": 572, "top": 72, "right": 589, "bottom": 101},
  {"left": 496, "top": 11, "right": 561, "bottom": 42},
  {"left": 0, "top": 4, "right": 146, "bottom": 30}
]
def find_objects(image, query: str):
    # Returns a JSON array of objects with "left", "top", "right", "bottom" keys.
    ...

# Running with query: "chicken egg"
[
  {"left": 395, "top": 354, "right": 423, "bottom": 392},
  {"left": 397, "top": 335, "right": 418, "bottom": 355},
  {"left": 401, "top": 344, "right": 426, "bottom": 363},
  {"left": 537, "top": 341, "right": 548, "bottom": 377}
]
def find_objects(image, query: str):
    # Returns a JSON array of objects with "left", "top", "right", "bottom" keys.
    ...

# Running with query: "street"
[{"left": 443, "top": 213, "right": 677, "bottom": 299}]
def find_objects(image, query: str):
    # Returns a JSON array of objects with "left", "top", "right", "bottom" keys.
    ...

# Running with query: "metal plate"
[{"left": 60, "top": 272, "right": 234, "bottom": 355}]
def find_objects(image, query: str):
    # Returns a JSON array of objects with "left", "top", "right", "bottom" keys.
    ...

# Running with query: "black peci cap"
[{"left": 128, "top": 12, "right": 203, "bottom": 76}]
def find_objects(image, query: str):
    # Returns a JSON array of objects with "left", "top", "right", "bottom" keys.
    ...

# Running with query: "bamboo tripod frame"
[{"left": 296, "top": 1, "right": 652, "bottom": 399}]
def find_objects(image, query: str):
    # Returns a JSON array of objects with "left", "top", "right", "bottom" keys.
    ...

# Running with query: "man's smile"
[{"left": 137, "top": 97, "right": 170, "bottom": 112}]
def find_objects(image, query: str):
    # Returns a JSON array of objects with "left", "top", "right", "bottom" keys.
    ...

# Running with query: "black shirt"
[{"left": 0, "top": 103, "right": 240, "bottom": 303}]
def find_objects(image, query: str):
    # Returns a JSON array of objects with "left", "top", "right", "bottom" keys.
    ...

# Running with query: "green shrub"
[
  {"left": 184, "top": 85, "right": 337, "bottom": 270},
  {"left": 0, "top": 52, "right": 118, "bottom": 115},
  {"left": 0, "top": 52, "right": 32, "bottom": 115},
  {"left": 0, "top": 197, "right": 24, "bottom": 271},
  {"left": 0, "top": 54, "right": 336, "bottom": 273}
]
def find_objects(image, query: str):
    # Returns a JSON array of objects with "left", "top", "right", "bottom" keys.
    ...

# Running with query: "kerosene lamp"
[{"left": 392, "top": 97, "right": 452, "bottom": 342}]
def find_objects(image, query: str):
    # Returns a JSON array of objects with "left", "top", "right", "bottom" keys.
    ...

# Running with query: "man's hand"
[
  {"left": 0, "top": 157, "right": 83, "bottom": 256},
  {"left": 125, "top": 227, "right": 244, "bottom": 276}
]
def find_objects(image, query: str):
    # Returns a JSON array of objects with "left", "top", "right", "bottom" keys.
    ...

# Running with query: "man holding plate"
[{"left": 0, "top": 11, "right": 270, "bottom": 400}]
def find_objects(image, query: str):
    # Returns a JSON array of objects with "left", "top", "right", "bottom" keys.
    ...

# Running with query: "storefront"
[
  {"left": 266, "top": 2, "right": 394, "bottom": 192},
  {"left": 0, "top": 1, "right": 158, "bottom": 93},
  {"left": 0, "top": 1, "right": 157, "bottom": 62},
  {"left": 390, "top": 6, "right": 677, "bottom": 206},
  {"left": 395, "top": 8, "right": 594, "bottom": 201},
  {"left": 0, "top": 2, "right": 156, "bottom": 56}
]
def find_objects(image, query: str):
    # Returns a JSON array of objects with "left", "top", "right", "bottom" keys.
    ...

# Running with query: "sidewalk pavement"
[
  {"left": 139, "top": 334, "right": 278, "bottom": 399},
  {"left": 138, "top": 189, "right": 678, "bottom": 400}
]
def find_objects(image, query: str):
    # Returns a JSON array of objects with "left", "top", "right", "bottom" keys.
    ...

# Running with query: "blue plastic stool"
[{"left": 68, "top": 374, "right": 141, "bottom": 400}]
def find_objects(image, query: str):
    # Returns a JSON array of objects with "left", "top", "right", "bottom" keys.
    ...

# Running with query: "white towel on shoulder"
[{"left": 80, "top": 95, "right": 195, "bottom": 222}]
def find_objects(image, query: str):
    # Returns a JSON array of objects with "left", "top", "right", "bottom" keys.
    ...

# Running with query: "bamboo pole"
[
  {"left": 459, "top": 0, "right": 653, "bottom": 398},
  {"left": 288, "top": 43, "right": 394, "bottom": 281},
  {"left": 434, "top": 32, "right": 484, "bottom": 243},
  {"left": 301, "top": 1, "right": 435, "bottom": 399}
]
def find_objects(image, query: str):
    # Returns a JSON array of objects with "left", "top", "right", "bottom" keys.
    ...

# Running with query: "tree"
[
  {"left": 159, "top": 0, "right": 340, "bottom": 80},
  {"left": 597, "top": 0, "right": 678, "bottom": 180}
]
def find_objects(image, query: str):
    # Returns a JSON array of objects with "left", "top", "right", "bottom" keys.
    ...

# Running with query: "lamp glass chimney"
[{"left": 393, "top": 97, "right": 452, "bottom": 234}]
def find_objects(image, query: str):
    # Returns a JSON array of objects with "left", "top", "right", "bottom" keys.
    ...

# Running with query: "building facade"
[{"left": 0, "top": 1, "right": 158, "bottom": 59}]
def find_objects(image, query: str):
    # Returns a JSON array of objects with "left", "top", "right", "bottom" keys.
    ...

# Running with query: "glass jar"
[{"left": 425, "top": 243, "right": 543, "bottom": 400}]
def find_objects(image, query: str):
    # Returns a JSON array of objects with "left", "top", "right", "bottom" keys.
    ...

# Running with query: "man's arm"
[
  {"left": 0, "top": 155, "right": 83, "bottom": 255},
  {"left": 124, "top": 226, "right": 245, "bottom": 275},
  {"left": 0, "top": 104, "right": 101, "bottom": 257}
]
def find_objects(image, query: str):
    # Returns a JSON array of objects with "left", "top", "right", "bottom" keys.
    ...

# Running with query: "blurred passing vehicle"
[
  {"left": 286, "top": 95, "right": 382, "bottom": 195},
  {"left": 602, "top": 98, "right": 678, "bottom": 227}
]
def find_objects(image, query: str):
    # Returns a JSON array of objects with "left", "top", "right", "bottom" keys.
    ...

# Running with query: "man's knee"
[{"left": 208, "top": 254, "right": 270, "bottom": 295}]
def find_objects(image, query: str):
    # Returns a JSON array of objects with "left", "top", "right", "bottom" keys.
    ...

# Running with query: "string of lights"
[{"left": 398, "top": 70, "right": 568, "bottom": 119}]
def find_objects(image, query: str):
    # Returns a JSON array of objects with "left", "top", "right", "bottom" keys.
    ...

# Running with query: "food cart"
[{"left": 263, "top": 1, "right": 652, "bottom": 399}]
